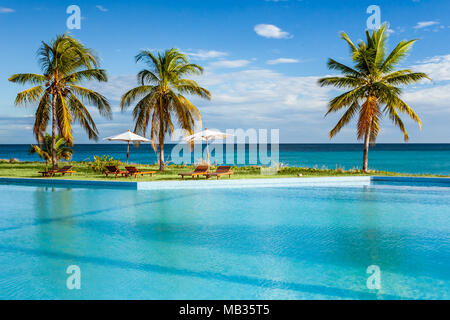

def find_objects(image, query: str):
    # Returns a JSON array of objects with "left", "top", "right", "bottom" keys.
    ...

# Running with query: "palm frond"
[
  {"left": 325, "top": 87, "right": 366, "bottom": 115},
  {"left": 174, "top": 79, "right": 212, "bottom": 99},
  {"left": 67, "top": 93, "right": 99, "bottom": 140},
  {"left": 174, "top": 63, "right": 204, "bottom": 77},
  {"left": 133, "top": 92, "right": 157, "bottom": 137},
  {"left": 326, "top": 59, "right": 362, "bottom": 77},
  {"left": 357, "top": 96, "right": 380, "bottom": 140},
  {"left": 381, "top": 39, "right": 417, "bottom": 73},
  {"left": 69, "top": 85, "right": 112, "bottom": 119},
  {"left": 381, "top": 91, "right": 421, "bottom": 128},
  {"left": 14, "top": 86, "right": 44, "bottom": 106},
  {"left": 64, "top": 69, "right": 108, "bottom": 83},
  {"left": 318, "top": 76, "right": 364, "bottom": 89},
  {"left": 33, "top": 92, "right": 51, "bottom": 142},
  {"left": 121, "top": 85, "right": 156, "bottom": 110},
  {"left": 29, "top": 144, "right": 50, "bottom": 161},
  {"left": 135, "top": 50, "right": 162, "bottom": 76},
  {"left": 56, "top": 92, "right": 73, "bottom": 145},
  {"left": 340, "top": 32, "right": 358, "bottom": 53},
  {"left": 373, "top": 24, "right": 388, "bottom": 68},
  {"left": 137, "top": 69, "right": 160, "bottom": 85},
  {"left": 383, "top": 72, "right": 430, "bottom": 86},
  {"left": 386, "top": 106, "right": 409, "bottom": 141},
  {"left": 329, "top": 101, "right": 360, "bottom": 138},
  {"left": 8, "top": 73, "right": 47, "bottom": 85}
]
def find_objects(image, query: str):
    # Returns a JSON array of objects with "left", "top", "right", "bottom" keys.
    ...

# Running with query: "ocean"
[{"left": 1, "top": 143, "right": 449, "bottom": 175}]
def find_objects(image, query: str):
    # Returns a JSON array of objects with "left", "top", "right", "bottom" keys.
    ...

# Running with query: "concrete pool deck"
[{"left": 1, "top": 175, "right": 450, "bottom": 190}]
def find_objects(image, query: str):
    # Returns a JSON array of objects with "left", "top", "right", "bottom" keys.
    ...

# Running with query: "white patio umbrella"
[
  {"left": 184, "top": 128, "right": 233, "bottom": 165},
  {"left": 103, "top": 130, "right": 150, "bottom": 164}
]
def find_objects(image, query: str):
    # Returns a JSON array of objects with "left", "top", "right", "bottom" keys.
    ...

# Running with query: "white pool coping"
[
  {"left": 1, "top": 175, "right": 449, "bottom": 190},
  {"left": 137, "top": 176, "right": 372, "bottom": 190}
]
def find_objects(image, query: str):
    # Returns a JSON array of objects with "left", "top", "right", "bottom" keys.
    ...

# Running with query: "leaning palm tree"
[
  {"left": 9, "top": 34, "right": 111, "bottom": 169},
  {"left": 121, "top": 48, "right": 211, "bottom": 171},
  {"left": 318, "top": 24, "right": 430, "bottom": 172},
  {"left": 30, "top": 133, "right": 73, "bottom": 171}
]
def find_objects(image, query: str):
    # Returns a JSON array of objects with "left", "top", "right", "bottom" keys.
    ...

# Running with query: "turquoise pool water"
[{"left": 0, "top": 182, "right": 449, "bottom": 299}]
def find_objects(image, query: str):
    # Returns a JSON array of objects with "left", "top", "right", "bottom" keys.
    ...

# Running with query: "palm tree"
[
  {"left": 318, "top": 24, "right": 430, "bottom": 172},
  {"left": 9, "top": 34, "right": 111, "bottom": 169},
  {"left": 121, "top": 48, "right": 211, "bottom": 171},
  {"left": 30, "top": 133, "right": 73, "bottom": 171}
]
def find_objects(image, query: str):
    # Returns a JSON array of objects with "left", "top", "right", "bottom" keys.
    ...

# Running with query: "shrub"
[
  {"left": 88, "top": 155, "right": 121, "bottom": 173},
  {"left": 336, "top": 167, "right": 345, "bottom": 173}
]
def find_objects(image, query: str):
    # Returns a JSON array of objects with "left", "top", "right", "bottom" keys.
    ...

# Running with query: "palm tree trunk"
[
  {"left": 158, "top": 117, "right": 165, "bottom": 171},
  {"left": 51, "top": 94, "right": 57, "bottom": 170},
  {"left": 158, "top": 97, "right": 165, "bottom": 172},
  {"left": 159, "top": 121, "right": 164, "bottom": 171},
  {"left": 362, "top": 125, "right": 371, "bottom": 172},
  {"left": 159, "top": 140, "right": 164, "bottom": 172}
]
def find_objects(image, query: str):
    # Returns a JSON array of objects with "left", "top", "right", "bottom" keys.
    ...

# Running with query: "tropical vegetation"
[
  {"left": 1, "top": 161, "right": 447, "bottom": 182},
  {"left": 318, "top": 24, "right": 430, "bottom": 172},
  {"left": 87, "top": 155, "right": 121, "bottom": 173},
  {"left": 7, "top": 28, "right": 433, "bottom": 176},
  {"left": 120, "top": 48, "right": 211, "bottom": 171},
  {"left": 9, "top": 34, "right": 111, "bottom": 169},
  {"left": 29, "top": 133, "right": 73, "bottom": 171}
]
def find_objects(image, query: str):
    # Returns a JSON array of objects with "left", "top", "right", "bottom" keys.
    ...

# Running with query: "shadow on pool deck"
[{"left": 0, "top": 245, "right": 403, "bottom": 300}]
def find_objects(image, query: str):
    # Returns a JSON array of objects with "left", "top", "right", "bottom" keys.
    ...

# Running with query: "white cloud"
[
  {"left": 88, "top": 74, "right": 136, "bottom": 102},
  {"left": 404, "top": 84, "right": 450, "bottom": 112},
  {"left": 208, "top": 60, "right": 251, "bottom": 69},
  {"left": 0, "top": 7, "right": 14, "bottom": 13},
  {"left": 267, "top": 58, "right": 300, "bottom": 65},
  {"left": 186, "top": 50, "right": 228, "bottom": 60},
  {"left": 254, "top": 24, "right": 292, "bottom": 39},
  {"left": 92, "top": 67, "right": 331, "bottom": 125},
  {"left": 412, "top": 54, "right": 450, "bottom": 81},
  {"left": 95, "top": 5, "right": 108, "bottom": 12},
  {"left": 414, "top": 21, "right": 439, "bottom": 29},
  {"left": 84, "top": 55, "right": 450, "bottom": 143},
  {"left": 193, "top": 68, "right": 332, "bottom": 117}
]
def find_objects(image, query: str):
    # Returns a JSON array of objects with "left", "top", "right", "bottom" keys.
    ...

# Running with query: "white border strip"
[{"left": 137, "top": 176, "right": 371, "bottom": 190}]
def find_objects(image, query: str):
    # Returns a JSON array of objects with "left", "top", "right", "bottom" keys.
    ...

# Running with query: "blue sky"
[{"left": 0, "top": 0, "right": 449, "bottom": 143}]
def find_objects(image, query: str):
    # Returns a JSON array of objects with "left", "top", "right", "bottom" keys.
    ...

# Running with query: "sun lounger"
[
  {"left": 178, "top": 165, "right": 209, "bottom": 179},
  {"left": 104, "top": 165, "right": 128, "bottom": 178},
  {"left": 53, "top": 166, "right": 76, "bottom": 176},
  {"left": 205, "top": 166, "right": 234, "bottom": 179},
  {"left": 39, "top": 165, "right": 76, "bottom": 177},
  {"left": 39, "top": 170, "right": 57, "bottom": 177},
  {"left": 125, "top": 166, "right": 156, "bottom": 178}
]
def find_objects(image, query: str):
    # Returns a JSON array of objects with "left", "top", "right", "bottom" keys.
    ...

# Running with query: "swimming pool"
[{"left": 0, "top": 180, "right": 449, "bottom": 299}]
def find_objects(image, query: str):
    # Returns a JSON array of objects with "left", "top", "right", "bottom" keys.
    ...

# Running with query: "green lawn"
[{"left": 0, "top": 161, "right": 448, "bottom": 181}]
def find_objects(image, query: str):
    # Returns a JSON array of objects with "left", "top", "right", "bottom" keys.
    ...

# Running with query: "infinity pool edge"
[{"left": 1, "top": 175, "right": 449, "bottom": 190}]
